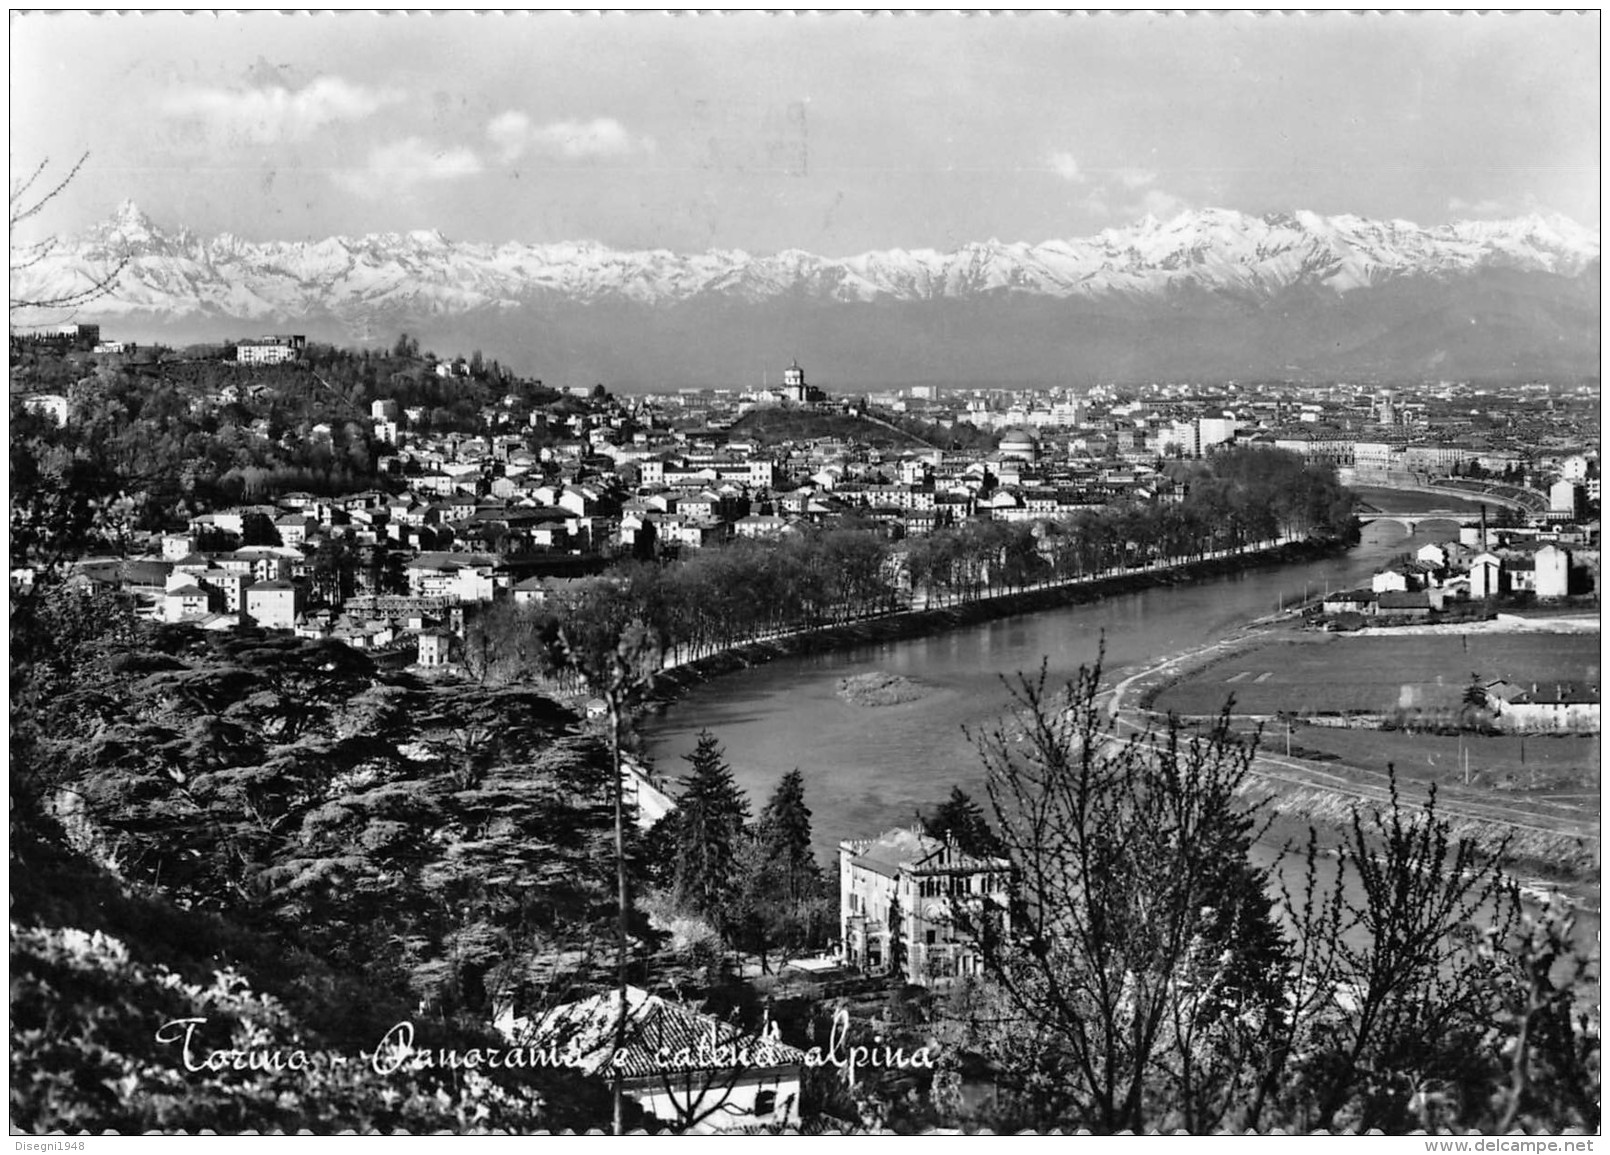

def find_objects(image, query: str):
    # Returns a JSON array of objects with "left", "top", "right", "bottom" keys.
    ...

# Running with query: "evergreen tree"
[
  {"left": 926, "top": 785, "right": 1006, "bottom": 858},
  {"left": 672, "top": 730, "right": 750, "bottom": 921},
  {"left": 758, "top": 768, "right": 818, "bottom": 903},
  {"left": 754, "top": 768, "right": 829, "bottom": 956}
]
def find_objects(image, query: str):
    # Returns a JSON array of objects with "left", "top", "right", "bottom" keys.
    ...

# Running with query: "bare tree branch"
[{"left": 10, "top": 152, "right": 127, "bottom": 315}]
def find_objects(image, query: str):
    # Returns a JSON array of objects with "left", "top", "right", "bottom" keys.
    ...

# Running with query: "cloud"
[
  {"left": 333, "top": 137, "right": 484, "bottom": 197},
  {"left": 163, "top": 76, "right": 402, "bottom": 143},
  {"left": 1047, "top": 151, "right": 1086, "bottom": 183},
  {"left": 1134, "top": 187, "right": 1190, "bottom": 221},
  {"left": 1448, "top": 196, "right": 1511, "bottom": 217},
  {"left": 1116, "top": 167, "right": 1157, "bottom": 189},
  {"left": 488, "top": 113, "right": 653, "bottom": 163}
]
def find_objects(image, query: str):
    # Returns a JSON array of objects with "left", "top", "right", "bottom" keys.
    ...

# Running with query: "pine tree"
[
  {"left": 758, "top": 768, "right": 817, "bottom": 903},
  {"left": 754, "top": 768, "right": 828, "bottom": 956},
  {"left": 926, "top": 785, "right": 1005, "bottom": 858},
  {"left": 672, "top": 730, "right": 750, "bottom": 922}
]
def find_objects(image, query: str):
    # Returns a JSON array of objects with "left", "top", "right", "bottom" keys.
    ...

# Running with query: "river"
[{"left": 642, "top": 520, "right": 1437, "bottom": 862}]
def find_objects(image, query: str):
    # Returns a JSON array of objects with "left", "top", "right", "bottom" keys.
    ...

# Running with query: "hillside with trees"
[
  {"left": 9, "top": 337, "right": 563, "bottom": 556},
  {"left": 9, "top": 584, "right": 641, "bottom": 1130}
]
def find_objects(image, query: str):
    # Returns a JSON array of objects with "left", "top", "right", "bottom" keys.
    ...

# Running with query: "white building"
[
  {"left": 1534, "top": 544, "right": 1570, "bottom": 599},
  {"left": 244, "top": 580, "right": 304, "bottom": 629},
  {"left": 163, "top": 584, "right": 214, "bottom": 622},
  {"left": 1197, "top": 416, "right": 1237, "bottom": 452},
  {"left": 840, "top": 826, "right": 1011, "bottom": 987},
  {"left": 1467, "top": 552, "right": 1503, "bottom": 599},
  {"left": 1549, "top": 480, "right": 1582, "bottom": 518},
  {"left": 1483, "top": 681, "right": 1600, "bottom": 733},
  {"left": 416, "top": 630, "right": 452, "bottom": 667},
  {"left": 236, "top": 335, "right": 306, "bottom": 365}
]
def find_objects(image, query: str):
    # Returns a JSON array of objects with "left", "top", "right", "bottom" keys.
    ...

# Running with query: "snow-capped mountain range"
[{"left": 15, "top": 202, "right": 1600, "bottom": 385}]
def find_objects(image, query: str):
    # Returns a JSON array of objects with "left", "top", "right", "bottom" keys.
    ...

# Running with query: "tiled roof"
[
  {"left": 516, "top": 987, "right": 804, "bottom": 1080},
  {"left": 849, "top": 827, "right": 942, "bottom": 879}
]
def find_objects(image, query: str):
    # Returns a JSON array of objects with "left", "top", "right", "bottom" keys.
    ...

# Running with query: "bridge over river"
[{"left": 1353, "top": 509, "right": 1478, "bottom": 534}]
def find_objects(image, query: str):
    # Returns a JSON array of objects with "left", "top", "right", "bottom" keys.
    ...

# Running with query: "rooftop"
[{"left": 508, "top": 986, "right": 805, "bottom": 1080}]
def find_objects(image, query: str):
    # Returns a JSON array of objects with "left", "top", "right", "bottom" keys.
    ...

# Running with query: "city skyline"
[{"left": 10, "top": 10, "right": 1600, "bottom": 257}]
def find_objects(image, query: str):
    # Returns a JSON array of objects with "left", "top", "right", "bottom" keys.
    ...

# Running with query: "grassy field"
[
  {"left": 1153, "top": 633, "right": 1601, "bottom": 717},
  {"left": 726, "top": 409, "right": 929, "bottom": 449},
  {"left": 1350, "top": 485, "right": 1494, "bottom": 515},
  {"left": 1229, "top": 721, "right": 1599, "bottom": 801}
]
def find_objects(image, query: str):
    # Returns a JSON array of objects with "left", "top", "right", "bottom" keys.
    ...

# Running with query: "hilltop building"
[
  {"left": 782, "top": 360, "right": 824, "bottom": 405},
  {"left": 236, "top": 335, "right": 306, "bottom": 365}
]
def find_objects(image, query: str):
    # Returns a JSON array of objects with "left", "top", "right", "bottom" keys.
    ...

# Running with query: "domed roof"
[{"left": 999, "top": 427, "right": 1038, "bottom": 445}]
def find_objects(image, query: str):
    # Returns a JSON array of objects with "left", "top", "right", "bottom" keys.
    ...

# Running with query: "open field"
[
  {"left": 1220, "top": 721, "right": 1599, "bottom": 803},
  {"left": 1350, "top": 485, "right": 1494, "bottom": 515},
  {"left": 1152, "top": 632, "right": 1601, "bottom": 717}
]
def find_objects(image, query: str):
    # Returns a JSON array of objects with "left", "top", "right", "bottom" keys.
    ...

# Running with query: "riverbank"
[{"left": 640, "top": 536, "right": 1349, "bottom": 713}]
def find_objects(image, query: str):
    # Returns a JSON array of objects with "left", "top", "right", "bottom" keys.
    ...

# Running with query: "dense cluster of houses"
[
  {"left": 15, "top": 347, "right": 1598, "bottom": 685},
  {"left": 26, "top": 368, "right": 1241, "bottom": 669}
]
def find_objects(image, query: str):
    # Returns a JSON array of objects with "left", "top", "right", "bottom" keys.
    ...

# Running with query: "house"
[
  {"left": 510, "top": 576, "right": 554, "bottom": 606},
  {"left": 196, "top": 569, "right": 249, "bottom": 614},
  {"left": 1415, "top": 542, "right": 1450, "bottom": 570},
  {"left": 404, "top": 552, "right": 497, "bottom": 598},
  {"left": 497, "top": 987, "right": 806, "bottom": 1133},
  {"left": 244, "top": 580, "right": 305, "bottom": 630},
  {"left": 839, "top": 826, "right": 1011, "bottom": 987},
  {"left": 1374, "top": 590, "right": 1441, "bottom": 618},
  {"left": 1534, "top": 544, "right": 1571, "bottom": 599},
  {"left": 416, "top": 630, "right": 453, "bottom": 668},
  {"left": 1371, "top": 568, "right": 1412, "bottom": 594},
  {"left": 659, "top": 516, "right": 728, "bottom": 550},
  {"left": 1321, "top": 589, "right": 1377, "bottom": 615},
  {"left": 275, "top": 516, "right": 316, "bottom": 548},
  {"left": 1467, "top": 551, "right": 1503, "bottom": 599},
  {"left": 733, "top": 514, "right": 793, "bottom": 540},
  {"left": 1483, "top": 680, "right": 1600, "bottom": 733},
  {"left": 163, "top": 583, "right": 215, "bottom": 623}
]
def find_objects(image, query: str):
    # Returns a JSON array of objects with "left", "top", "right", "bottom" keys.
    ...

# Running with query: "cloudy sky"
[{"left": 10, "top": 10, "right": 1599, "bottom": 254}]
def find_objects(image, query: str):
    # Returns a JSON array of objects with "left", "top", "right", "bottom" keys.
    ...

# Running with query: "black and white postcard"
[{"left": 9, "top": 9, "right": 1600, "bottom": 1140}]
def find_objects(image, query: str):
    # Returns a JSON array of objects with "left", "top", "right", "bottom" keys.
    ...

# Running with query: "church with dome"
[
  {"left": 781, "top": 359, "right": 824, "bottom": 405},
  {"left": 997, "top": 426, "right": 1040, "bottom": 462}
]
